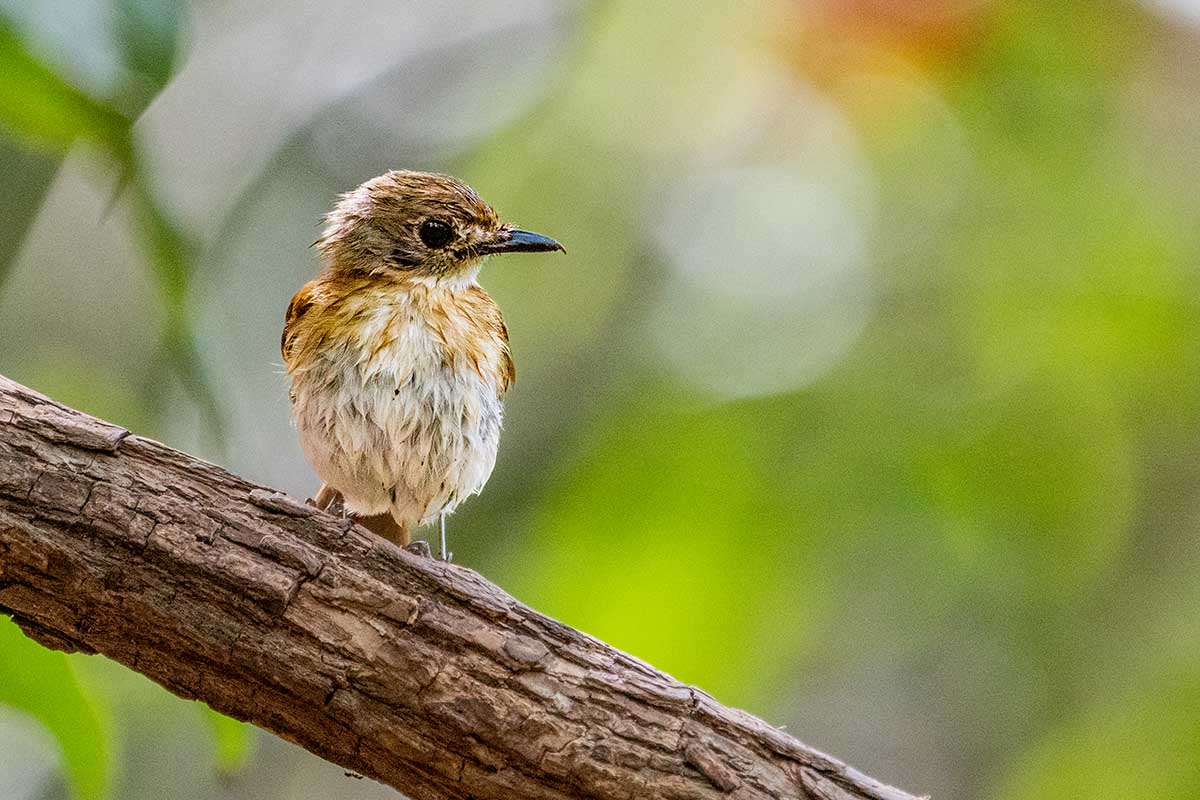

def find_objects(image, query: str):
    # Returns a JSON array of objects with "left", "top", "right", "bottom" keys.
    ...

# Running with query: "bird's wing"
[
  {"left": 281, "top": 281, "right": 320, "bottom": 367},
  {"left": 464, "top": 285, "right": 515, "bottom": 396},
  {"left": 497, "top": 317, "right": 516, "bottom": 396}
]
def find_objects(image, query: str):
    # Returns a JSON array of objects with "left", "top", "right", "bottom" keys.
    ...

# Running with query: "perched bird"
[{"left": 282, "top": 170, "right": 563, "bottom": 558}]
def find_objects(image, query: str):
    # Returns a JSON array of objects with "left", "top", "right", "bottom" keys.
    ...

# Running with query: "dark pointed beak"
[{"left": 479, "top": 228, "right": 565, "bottom": 256}]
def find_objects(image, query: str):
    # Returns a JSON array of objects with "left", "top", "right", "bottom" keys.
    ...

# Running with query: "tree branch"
[{"left": 0, "top": 374, "right": 921, "bottom": 800}]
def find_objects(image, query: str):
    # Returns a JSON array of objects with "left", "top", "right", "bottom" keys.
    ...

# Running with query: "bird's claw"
[{"left": 404, "top": 540, "right": 433, "bottom": 559}]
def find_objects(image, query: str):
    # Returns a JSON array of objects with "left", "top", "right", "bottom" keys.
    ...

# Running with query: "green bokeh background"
[{"left": 3, "top": 1, "right": 1200, "bottom": 798}]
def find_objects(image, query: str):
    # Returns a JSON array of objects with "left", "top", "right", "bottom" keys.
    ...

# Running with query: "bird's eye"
[{"left": 418, "top": 219, "right": 455, "bottom": 249}]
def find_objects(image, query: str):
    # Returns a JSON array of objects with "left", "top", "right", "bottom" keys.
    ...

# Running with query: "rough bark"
[{"left": 0, "top": 374, "right": 921, "bottom": 800}]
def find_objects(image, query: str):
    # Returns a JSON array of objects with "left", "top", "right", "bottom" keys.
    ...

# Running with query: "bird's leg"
[
  {"left": 439, "top": 513, "right": 452, "bottom": 562},
  {"left": 309, "top": 483, "right": 343, "bottom": 513}
]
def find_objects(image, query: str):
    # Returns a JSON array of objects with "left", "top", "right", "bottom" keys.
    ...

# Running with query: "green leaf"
[
  {"left": 128, "top": 176, "right": 227, "bottom": 448},
  {"left": 0, "top": 136, "right": 58, "bottom": 287},
  {"left": 201, "top": 705, "right": 253, "bottom": 774},
  {"left": 0, "top": 617, "right": 112, "bottom": 800},
  {"left": 0, "top": 17, "right": 129, "bottom": 154},
  {"left": 114, "top": 0, "right": 184, "bottom": 91},
  {"left": 0, "top": 16, "right": 225, "bottom": 446}
]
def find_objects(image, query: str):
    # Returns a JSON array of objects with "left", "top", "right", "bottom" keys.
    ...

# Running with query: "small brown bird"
[{"left": 282, "top": 170, "right": 563, "bottom": 557}]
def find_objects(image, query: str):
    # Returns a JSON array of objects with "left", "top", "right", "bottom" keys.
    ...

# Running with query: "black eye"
[{"left": 419, "top": 218, "right": 455, "bottom": 249}]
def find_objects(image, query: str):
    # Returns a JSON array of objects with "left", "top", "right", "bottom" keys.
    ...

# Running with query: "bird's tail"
[
  {"left": 309, "top": 482, "right": 411, "bottom": 546},
  {"left": 353, "top": 512, "right": 411, "bottom": 546}
]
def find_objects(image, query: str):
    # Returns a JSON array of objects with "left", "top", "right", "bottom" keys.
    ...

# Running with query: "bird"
[{"left": 281, "top": 170, "right": 563, "bottom": 559}]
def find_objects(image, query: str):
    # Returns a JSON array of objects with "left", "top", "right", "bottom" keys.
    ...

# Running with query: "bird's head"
[{"left": 316, "top": 170, "right": 563, "bottom": 284}]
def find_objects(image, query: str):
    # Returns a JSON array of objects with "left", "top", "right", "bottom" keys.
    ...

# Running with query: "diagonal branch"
[{"left": 0, "top": 374, "right": 921, "bottom": 800}]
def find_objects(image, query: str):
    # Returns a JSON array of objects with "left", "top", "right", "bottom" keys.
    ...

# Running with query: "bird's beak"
[{"left": 479, "top": 228, "right": 565, "bottom": 255}]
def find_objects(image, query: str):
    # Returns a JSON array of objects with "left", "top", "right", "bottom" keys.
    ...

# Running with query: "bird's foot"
[
  {"left": 305, "top": 496, "right": 344, "bottom": 515},
  {"left": 404, "top": 540, "right": 433, "bottom": 559}
]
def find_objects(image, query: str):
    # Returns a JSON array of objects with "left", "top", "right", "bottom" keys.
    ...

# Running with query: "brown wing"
[
  {"left": 281, "top": 281, "right": 319, "bottom": 367},
  {"left": 496, "top": 317, "right": 515, "bottom": 396},
  {"left": 463, "top": 285, "right": 516, "bottom": 396}
]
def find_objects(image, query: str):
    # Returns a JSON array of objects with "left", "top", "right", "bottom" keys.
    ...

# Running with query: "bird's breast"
[
  {"left": 350, "top": 296, "right": 509, "bottom": 388},
  {"left": 288, "top": 289, "right": 509, "bottom": 517}
]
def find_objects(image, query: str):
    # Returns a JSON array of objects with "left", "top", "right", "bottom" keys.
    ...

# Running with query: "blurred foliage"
[
  {"left": 998, "top": 660, "right": 1200, "bottom": 800},
  {"left": 0, "top": 139, "right": 57, "bottom": 280},
  {"left": 0, "top": 618, "right": 111, "bottom": 800},
  {"left": 0, "top": 20, "right": 128, "bottom": 154},
  {"left": 509, "top": 394, "right": 824, "bottom": 704},
  {"left": 3, "top": 0, "right": 1200, "bottom": 799},
  {"left": 201, "top": 705, "right": 252, "bottom": 775},
  {"left": 0, "top": 8, "right": 221, "bottom": 442},
  {"left": 113, "top": 0, "right": 184, "bottom": 100}
]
